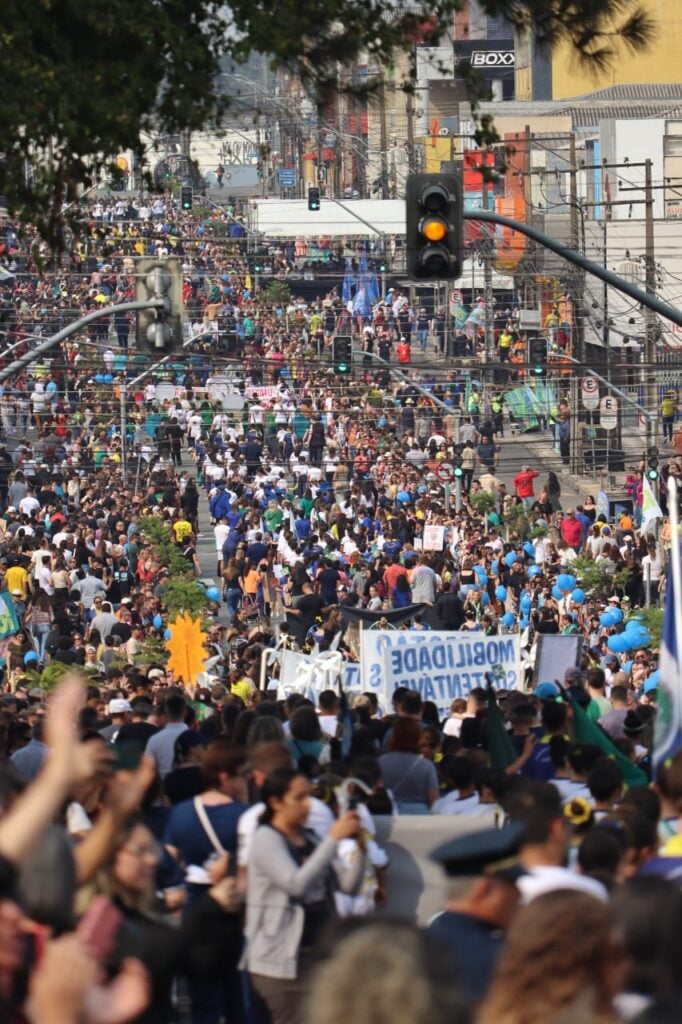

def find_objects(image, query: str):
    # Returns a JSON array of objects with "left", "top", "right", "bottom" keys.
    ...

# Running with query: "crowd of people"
[{"left": 0, "top": 194, "right": 678, "bottom": 1024}]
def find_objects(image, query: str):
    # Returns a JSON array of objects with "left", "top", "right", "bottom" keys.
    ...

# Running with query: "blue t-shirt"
[{"left": 164, "top": 798, "right": 247, "bottom": 872}]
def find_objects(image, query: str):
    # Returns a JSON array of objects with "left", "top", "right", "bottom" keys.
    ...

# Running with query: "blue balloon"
[
  {"left": 491, "top": 560, "right": 499, "bottom": 575},
  {"left": 552, "top": 585, "right": 563, "bottom": 600},
  {"left": 557, "top": 574, "right": 576, "bottom": 592},
  {"left": 625, "top": 617, "right": 643, "bottom": 632},
  {"left": 520, "top": 594, "right": 532, "bottom": 612},
  {"left": 501, "top": 612, "right": 515, "bottom": 627},
  {"left": 610, "top": 607, "right": 624, "bottom": 623},
  {"left": 622, "top": 660, "right": 633, "bottom": 674},
  {"left": 600, "top": 612, "right": 617, "bottom": 627},
  {"left": 505, "top": 552, "right": 518, "bottom": 568},
  {"left": 477, "top": 573, "right": 488, "bottom": 587},
  {"left": 520, "top": 617, "right": 530, "bottom": 629},
  {"left": 571, "top": 588, "right": 585, "bottom": 605},
  {"left": 24, "top": 651, "right": 38, "bottom": 664},
  {"left": 206, "top": 587, "right": 221, "bottom": 602},
  {"left": 495, "top": 585, "right": 508, "bottom": 602},
  {"left": 481, "top": 592, "right": 490, "bottom": 606},
  {"left": 153, "top": 614, "right": 163, "bottom": 630},
  {"left": 473, "top": 564, "right": 485, "bottom": 577},
  {"left": 103, "top": 373, "right": 113, "bottom": 384},
  {"left": 164, "top": 629, "right": 172, "bottom": 641},
  {"left": 397, "top": 490, "right": 410, "bottom": 504},
  {"left": 523, "top": 542, "right": 535, "bottom": 557},
  {"left": 608, "top": 634, "right": 628, "bottom": 653},
  {"left": 644, "top": 669, "right": 660, "bottom": 692},
  {"left": 528, "top": 565, "right": 542, "bottom": 578},
  {"left": 94, "top": 374, "right": 104, "bottom": 384}
]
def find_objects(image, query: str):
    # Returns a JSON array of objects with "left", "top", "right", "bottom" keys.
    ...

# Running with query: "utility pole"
[
  {"left": 644, "top": 158, "right": 658, "bottom": 449},
  {"left": 482, "top": 178, "right": 495, "bottom": 373},
  {"left": 603, "top": 218, "right": 609, "bottom": 379},
  {"left": 405, "top": 46, "right": 416, "bottom": 176},
  {"left": 568, "top": 133, "right": 585, "bottom": 365},
  {"left": 378, "top": 74, "right": 389, "bottom": 200}
]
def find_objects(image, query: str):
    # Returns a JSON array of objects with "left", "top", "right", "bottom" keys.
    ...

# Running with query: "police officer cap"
[{"left": 430, "top": 823, "right": 527, "bottom": 881}]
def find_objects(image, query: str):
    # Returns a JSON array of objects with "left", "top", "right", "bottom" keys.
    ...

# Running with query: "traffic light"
[
  {"left": 308, "top": 186, "right": 321, "bottom": 211},
  {"left": 377, "top": 256, "right": 388, "bottom": 273},
  {"left": 528, "top": 336, "right": 548, "bottom": 377},
  {"left": 453, "top": 443, "right": 464, "bottom": 478},
  {"left": 406, "top": 173, "right": 462, "bottom": 281},
  {"left": 333, "top": 335, "right": 353, "bottom": 375},
  {"left": 180, "top": 185, "right": 193, "bottom": 211},
  {"left": 135, "top": 258, "right": 184, "bottom": 354},
  {"left": 252, "top": 258, "right": 263, "bottom": 274},
  {"left": 647, "top": 446, "right": 659, "bottom": 481}
]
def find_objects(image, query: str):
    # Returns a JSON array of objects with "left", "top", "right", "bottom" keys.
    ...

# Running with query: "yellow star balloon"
[{"left": 165, "top": 613, "right": 207, "bottom": 688}]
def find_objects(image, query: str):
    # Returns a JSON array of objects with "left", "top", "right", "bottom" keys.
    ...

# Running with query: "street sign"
[
  {"left": 278, "top": 169, "right": 297, "bottom": 188},
  {"left": 437, "top": 462, "right": 454, "bottom": 480},
  {"left": 600, "top": 395, "right": 618, "bottom": 431},
  {"left": 154, "top": 382, "right": 176, "bottom": 402},
  {"left": 221, "top": 394, "right": 245, "bottom": 412},
  {"left": 581, "top": 377, "right": 600, "bottom": 411}
]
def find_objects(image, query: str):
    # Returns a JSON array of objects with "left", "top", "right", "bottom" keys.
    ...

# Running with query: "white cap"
[{"left": 108, "top": 699, "right": 132, "bottom": 714}]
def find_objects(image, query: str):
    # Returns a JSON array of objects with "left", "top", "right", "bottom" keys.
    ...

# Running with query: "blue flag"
[
  {"left": 341, "top": 258, "right": 356, "bottom": 304},
  {"left": 654, "top": 552, "right": 682, "bottom": 774}
]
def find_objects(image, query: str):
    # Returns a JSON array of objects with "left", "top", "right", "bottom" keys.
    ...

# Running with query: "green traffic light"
[
  {"left": 533, "top": 365, "right": 543, "bottom": 375},
  {"left": 453, "top": 466, "right": 463, "bottom": 478},
  {"left": 338, "top": 363, "right": 348, "bottom": 373},
  {"left": 648, "top": 469, "right": 659, "bottom": 481}
]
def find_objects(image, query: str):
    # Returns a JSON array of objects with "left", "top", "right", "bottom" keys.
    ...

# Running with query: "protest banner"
[
  {"left": 361, "top": 630, "right": 521, "bottom": 717},
  {"left": 422, "top": 525, "right": 446, "bottom": 551},
  {"left": 276, "top": 648, "right": 362, "bottom": 703}
]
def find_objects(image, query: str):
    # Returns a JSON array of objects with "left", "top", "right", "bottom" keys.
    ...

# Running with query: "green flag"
[
  {"left": 568, "top": 696, "right": 647, "bottom": 788},
  {"left": 486, "top": 685, "right": 518, "bottom": 771}
]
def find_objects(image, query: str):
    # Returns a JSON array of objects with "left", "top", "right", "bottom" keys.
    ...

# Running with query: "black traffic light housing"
[
  {"left": 135, "top": 258, "right": 184, "bottom": 354},
  {"left": 647, "top": 446, "right": 659, "bottom": 481},
  {"left": 333, "top": 335, "right": 352, "bottom": 375},
  {"left": 406, "top": 173, "right": 462, "bottom": 281},
  {"left": 180, "top": 185, "right": 193, "bottom": 211},
  {"left": 453, "top": 442, "right": 464, "bottom": 478},
  {"left": 528, "top": 336, "right": 548, "bottom": 376},
  {"left": 308, "top": 187, "right": 321, "bottom": 211}
]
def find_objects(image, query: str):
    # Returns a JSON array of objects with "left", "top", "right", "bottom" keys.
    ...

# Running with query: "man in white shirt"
[
  {"left": 35, "top": 555, "right": 54, "bottom": 595},
  {"left": 506, "top": 780, "right": 608, "bottom": 905},
  {"left": 19, "top": 491, "right": 40, "bottom": 517},
  {"left": 317, "top": 690, "right": 340, "bottom": 738},
  {"left": 214, "top": 517, "right": 230, "bottom": 573}
]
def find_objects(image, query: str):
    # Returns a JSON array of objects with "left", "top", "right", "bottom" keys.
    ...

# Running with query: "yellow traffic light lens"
[{"left": 421, "top": 218, "right": 447, "bottom": 242}]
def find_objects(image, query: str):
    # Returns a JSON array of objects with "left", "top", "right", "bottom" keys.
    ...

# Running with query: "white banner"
[
  {"left": 276, "top": 648, "right": 362, "bottom": 703},
  {"left": 360, "top": 630, "right": 521, "bottom": 717},
  {"left": 422, "top": 525, "right": 446, "bottom": 551}
]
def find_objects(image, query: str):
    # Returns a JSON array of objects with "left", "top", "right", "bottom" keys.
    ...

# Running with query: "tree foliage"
[
  {"left": 1, "top": 0, "right": 655, "bottom": 247},
  {"left": 137, "top": 516, "right": 209, "bottom": 619}
]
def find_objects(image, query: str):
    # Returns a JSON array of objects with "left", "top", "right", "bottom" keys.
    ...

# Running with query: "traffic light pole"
[
  {"left": 463, "top": 210, "right": 682, "bottom": 329},
  {"left": 0, "top": 300, "right": 163, "bottom": 384}
]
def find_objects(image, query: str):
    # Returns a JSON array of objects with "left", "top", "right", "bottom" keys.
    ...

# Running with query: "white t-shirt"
[
  {"left": 214, "top": 523, "right": 230, "bottom": 552},
  {"left": 517, "top": 865, "right": 608, "bottom": 905},
  {"left": 431, "top": 792, "right": 481, "bottom": 815},
  {"left": 19, "top": 496, "right": 40, "bottom": 517}
]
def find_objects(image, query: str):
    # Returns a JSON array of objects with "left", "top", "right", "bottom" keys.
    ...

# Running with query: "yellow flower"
[{"left": 563, "top": 797, "right": 592, "bottom": 826}]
